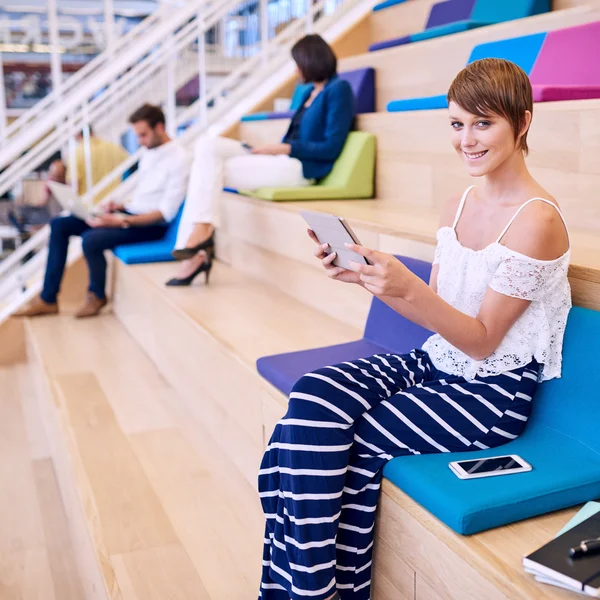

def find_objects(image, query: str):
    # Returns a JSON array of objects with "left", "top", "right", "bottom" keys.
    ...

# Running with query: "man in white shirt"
[{"left": 16, "top": 104, "right": 190, "bottom": 319}]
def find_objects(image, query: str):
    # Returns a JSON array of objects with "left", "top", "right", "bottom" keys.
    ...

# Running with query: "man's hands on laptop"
[
  {"left": 86, "top": 213, "right": 127, "bottom": 228},
  {"left": 86, "top": 199, "right": 127, "bottom": 227},
  {"left": 101, "top": 199, "right": 126, "bottom": 213}
]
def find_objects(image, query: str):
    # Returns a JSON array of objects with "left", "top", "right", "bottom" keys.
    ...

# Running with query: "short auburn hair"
[{"left": 447, "top": 58, "right": 533, "bottom": 154}]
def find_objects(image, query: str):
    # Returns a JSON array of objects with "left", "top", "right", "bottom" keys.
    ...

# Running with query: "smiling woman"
[
  {"left": 447, "top": 58, "right": 534, "bottom": 176},
  {"left": 257, "top": 58, "right": 572, "bottom": 600}
]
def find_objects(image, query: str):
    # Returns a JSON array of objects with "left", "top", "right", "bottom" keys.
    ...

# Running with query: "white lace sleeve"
[
  {"left": 489, "top": 255, "right": 564, "bottom": 301},
  {"left": 433, "top": 242, "right": 442, "bottom": 265},
  {"left": 432, "top": 229, "right": 448, "bottom": 265}
]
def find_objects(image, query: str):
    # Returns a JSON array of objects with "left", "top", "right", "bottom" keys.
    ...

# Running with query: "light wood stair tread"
[
  {"left": 132, "top": 260, "right": 364, "bottom": 366},
  {"left": 25, "top": 312, "right": 266, "bottom": 599},
  {"left": 0, "top": 364, "right": 85, "bottom": 600}
]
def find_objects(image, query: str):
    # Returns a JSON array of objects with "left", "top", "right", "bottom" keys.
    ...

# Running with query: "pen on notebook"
[{"left": 569, "top": 537, "right": 600, "bottom": 559}]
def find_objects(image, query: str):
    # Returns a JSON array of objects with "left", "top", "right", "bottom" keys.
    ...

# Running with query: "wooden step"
[
  {"left": 219, "top": 192, "right": 600, "bottom": 314},
  {"left": 112, "top": 258, "right": 362, "bottom": 483},
  {"left": 109, "top": 256, "right": 581, "bottom": 600},
  {"left": 0, "top": 346, "right": 84, "bottom": 599},
  {"left": 23, "top": 304, "right": 269, "bottom": 599}
]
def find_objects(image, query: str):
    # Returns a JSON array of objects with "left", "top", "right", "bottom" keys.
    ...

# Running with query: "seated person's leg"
[
  {"left": 224, "top": 153, "right": 309, "bottom": 191},
  {"left": 77, "top": 224, "right": 167, "bottom": 318},
  {"left": 174, "top": 136, "right": 248, "bottom": 254},
  {"left": 14, "top": 215, "right": 89, "bottom": 317},
  {"left": 170, "top": 136, "right": 249, "bottom": 283},
  {"left": 333, "top": 361, "right": 539, "bottom": 595},
  {"left": 258, "top": 350, "right": 434, "bottom": 599},
  {"left": 171, "top": 140, "right": 309, "bottom": 283}
]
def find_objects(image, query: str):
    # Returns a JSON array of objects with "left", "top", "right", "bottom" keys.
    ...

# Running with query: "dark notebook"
[{"left": 523, "top": 512, "right": 600, "bottom": 597}]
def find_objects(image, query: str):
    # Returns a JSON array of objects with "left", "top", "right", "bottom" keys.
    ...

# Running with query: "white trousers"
[{"left": 175, "top": 135, "right": 310, "bottom": 249}]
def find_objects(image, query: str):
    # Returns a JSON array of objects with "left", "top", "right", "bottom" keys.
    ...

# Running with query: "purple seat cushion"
[
  {"left": 263, "top": 68, "right": 375, "bottom": 116},
  {"left": 363, "top": 256, "right": 433, "bottom": 349},
  {"left": 257, "top": 340, "right": 390, "bottom": 396},
  {"left": 530, "top": 22, "right": 600, "bottom": 88},
  {"left": 426, "top": 0, "right": 476, "bottom": 28},
  {"left": 533, "top": 84, "right": 600, "bottom": 102},
  {"left": 339, "top": 68, "right": 375, "bottom": 114},
  {"left": 257, "top": 256, "right": 433, "bottom": 396},
  {"left": 267, "top": 110, "right": 295, "bottom": 120},
  {"left": 369, "top": 0, "right": 475, "bottom": 52},
  {"left": 369, "top": 35, "right": 411, "bottom": 52}
]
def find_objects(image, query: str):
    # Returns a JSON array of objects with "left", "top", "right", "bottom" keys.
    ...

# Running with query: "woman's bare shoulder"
[
  {"left": 438, "top": 191, "right": 466, "bottom": 229},
  {"left": 502, "top": 194, "right": 569, "bottom": 261}
]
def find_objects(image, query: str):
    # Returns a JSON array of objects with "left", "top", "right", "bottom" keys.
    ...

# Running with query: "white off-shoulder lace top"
[{"left": 422, "top": 186, "right": 572, "bottom": 382}]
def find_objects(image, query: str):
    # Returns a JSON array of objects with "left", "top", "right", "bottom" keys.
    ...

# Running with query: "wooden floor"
[{"left": 24, "top": 303, "right": 267, "bottom": 599}]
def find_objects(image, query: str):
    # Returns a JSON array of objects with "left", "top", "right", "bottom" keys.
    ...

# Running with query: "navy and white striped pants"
[{"left": 258, "top": 349, "right": 539, "bottom": 600}]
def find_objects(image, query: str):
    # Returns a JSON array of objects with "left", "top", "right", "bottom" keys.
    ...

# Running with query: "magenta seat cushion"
[
  {"left": 530, "top": 22, "right": 600, "bottom": 87},
  {"left": 532, "top": 84, "right": 600, "bottom": 102}
]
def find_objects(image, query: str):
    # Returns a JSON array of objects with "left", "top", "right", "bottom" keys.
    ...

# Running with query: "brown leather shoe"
[
  {"left": 75, "top": 292, "right": 107, "bottom": 319},
  {"left": 14, "top": 295, "right": 58, "bottom": 317}
]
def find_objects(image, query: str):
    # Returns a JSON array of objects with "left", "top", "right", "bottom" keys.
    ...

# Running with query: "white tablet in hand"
[{"left": 301, "top": 210, "right": 371, "bottom": 271}]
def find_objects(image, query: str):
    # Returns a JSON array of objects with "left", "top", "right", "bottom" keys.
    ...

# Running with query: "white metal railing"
[
  {"left": 0, "top": 0, "right": 367, "bottom": 320},
  {"left": 0, "top": 0, "right": 213, "bottom": 175},
  {"left": 1, "top": 6, "right": 169, "bottom": 142}
]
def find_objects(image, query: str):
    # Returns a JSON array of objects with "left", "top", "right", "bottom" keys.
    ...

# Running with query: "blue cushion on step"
[
  {"left": 409, "top": 19, "right": 476, "bottom": 43},
  {"left": 383, "top": 423, "right": 600, "bottom": 534},
  {"left": 384, "top": 306, "right": 600, "bottom": 534},
  {"left": 387, "top": 94, "right": 448, "bottom": 112},
  {"left": 240, "top": 113, "right": 270, "bottom": 122},
  {"left": 113, "top": 204, "right": 183, "bottom": 265},
  {"left": 373, "top": 0, "right": 408, "bottom": 12}
]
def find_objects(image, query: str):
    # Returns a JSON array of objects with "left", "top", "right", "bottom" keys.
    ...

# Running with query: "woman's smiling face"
[{"left": 448, "top": 101, "right": 528, "bottom": 178}]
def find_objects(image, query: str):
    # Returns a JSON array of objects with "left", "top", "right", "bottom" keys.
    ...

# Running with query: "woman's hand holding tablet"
[
  {"left": 345, "top": 243, "right": 422, "bottom": 299},
  {"left": 308, "top": 228, "right": 364, "bottom": 284},
  {"left": 303, "top": 210, "right": 421, "bottom": 300}
]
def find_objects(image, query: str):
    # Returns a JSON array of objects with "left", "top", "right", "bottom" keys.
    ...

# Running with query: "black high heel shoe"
[
  {"left": 171, "top": 231, "right": 215, "bottom": 261},
  {"left": 165, "top": 255, "right": 213, "bottom": 287}
]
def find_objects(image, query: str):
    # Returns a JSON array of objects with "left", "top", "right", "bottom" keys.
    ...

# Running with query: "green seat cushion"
[{"left": 243, "top": 131, "right": 376, "bottom": 202}]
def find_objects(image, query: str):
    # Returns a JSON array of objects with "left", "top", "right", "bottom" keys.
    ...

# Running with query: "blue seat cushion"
[
  {"left": 241, "top": 113, "right": 270, "bottom": 122},
  {"left": 113, "top": 237, "right": 176, "bottom": 264},
  {"left": 384, "top": 306, "right": 600, "bottom": 535},
  {"left": 387, "top": 94, "right": 448, "bottom": 112},
  {"left": 114, "top": 204, "right": 183, "bottom": 265},
  {"left": 383, "top": 423, "right": 600, "bottom": 535},
  {"left": 373, "top": 0, "right": 408, "bottom": 12},
  {"left": 467, "top": 32, "right": 547, "bottom": 73},
  {"left": 409, "top": 19, "right": 479, "bottom": 43},
  {"left": 258, "top": 340, "right": 389, "bottom": 396}
]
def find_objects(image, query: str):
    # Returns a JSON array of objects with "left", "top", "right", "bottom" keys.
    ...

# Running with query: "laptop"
[{"left": 47, "top": 182, "right": 99, "bottom": 220}]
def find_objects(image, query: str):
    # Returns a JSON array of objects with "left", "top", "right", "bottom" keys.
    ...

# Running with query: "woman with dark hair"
[
  {"left": 258, "top": 58, "right": 571, "bottom": 599},
  {"left": 167, "top": 34, "right": 355, "bottom": 286}
]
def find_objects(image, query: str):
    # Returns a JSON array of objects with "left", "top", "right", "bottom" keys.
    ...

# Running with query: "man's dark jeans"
[{"left": 41, "top": 215, "right": 168, "bottom": 304}]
